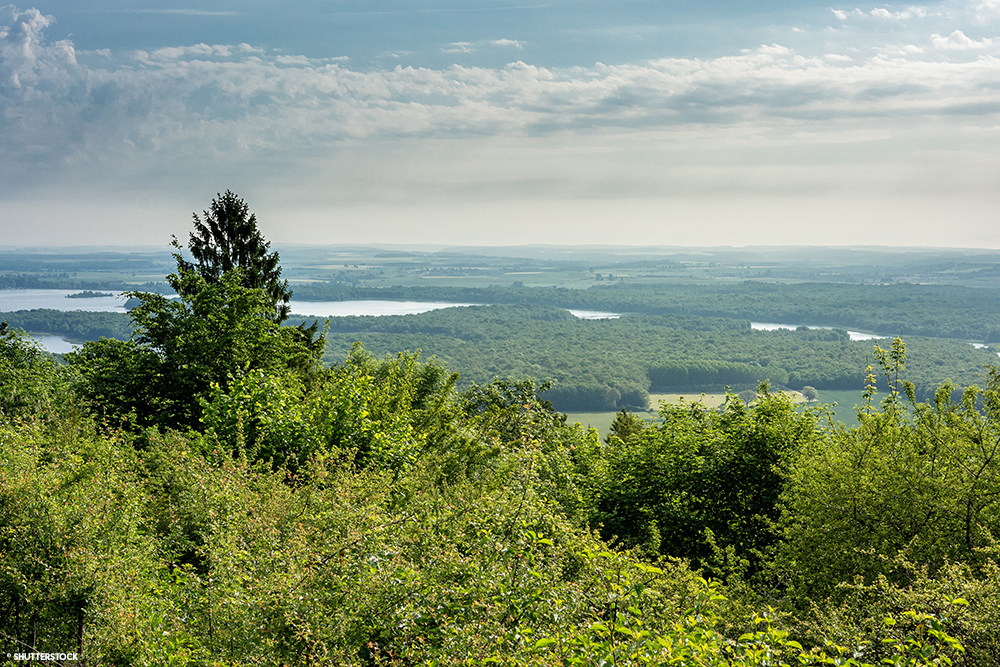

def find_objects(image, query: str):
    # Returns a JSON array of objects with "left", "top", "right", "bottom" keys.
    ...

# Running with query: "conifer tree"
[{"left": 170, "top": 190, "right": 292, "bottom": 322}]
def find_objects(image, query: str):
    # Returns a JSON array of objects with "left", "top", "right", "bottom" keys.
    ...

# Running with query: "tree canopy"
[
  {"left": 69, "top": 212, "right": 321, "bottom": 428},
  {"left": 171, "top": 190, "right": 292, "bottom": 322}
]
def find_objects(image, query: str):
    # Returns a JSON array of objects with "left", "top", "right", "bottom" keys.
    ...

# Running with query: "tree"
[
  {"left": 171, "top": 190, "right": 292, "bottom": 323},
  {"left": 70, "top": 271, "right": 318, "bottom": 429},
  {"left": 779, "top": 340, "right": 1000, "bottom": 600},
  {"left": 605, "top": 408, "right": 645, "bottom": 446},
  {"left": 595, "top": 385, "right": 818, "bottom": 579},
  {"left": 0, "top": 321, "right": 65, "bottom": 420}
]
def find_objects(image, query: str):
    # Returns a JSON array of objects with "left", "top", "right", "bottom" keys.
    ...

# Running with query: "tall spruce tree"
[{"left": 170, "top": 190, "right": 292, "bottom": 322}]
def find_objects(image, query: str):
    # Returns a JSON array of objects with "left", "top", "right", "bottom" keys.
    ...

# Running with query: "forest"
[
  {"left": 1, "top": 194, "right": 999, "bottom": 665},
  {"left": 315, "top": 304, "right": 996, "bottom": 411},
  {"left": 292, "top": 281, "right": 1000, "bottom": 343},
  {"left": 6, "top": 304, "right": 993, "bottom": 413},
  {"left": 0, "top": 309, "right": 132, "bottom": 342}
]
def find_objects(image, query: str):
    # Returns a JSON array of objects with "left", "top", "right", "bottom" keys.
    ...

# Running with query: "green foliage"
[
  {"left": 0, "top": 321, "right": 71, "bottom": 420},
  {"left": 780, "top": 338, "right": 1000, "bottom": 601},
  {"left": 0, "top": 334, "right": 992, "bottom": 665},
  {"left": 65, "top": 337, "right": 164, "bottom": 426},
  {"left": 63, "top": 212, "right": 324, "bottom": 428},
  {"left": 200, "top": 344, "right": 460, "bottom": 472},
  {"left": 797, "top": 557, "right": 997, "bottom": 666},
  {"left": 11, "top": 234, "right": 1000, "bottom": 667},
  {"left": 606, "top": 408, "right": 646, "bottom": 446},
  {"left": 320, "top": 304, "right": 993, "bottom": 411},
  {"left": 172, "top": 190, "right": 292, "bottom": 323},
  {"left": 520, "top": 576, "right": 965, "bottom": 667},
  {"left": 595, "top": 386, "right": 819, "bottom": 578},
  {"left": 0, "top": 417, "right": 155, "bottom": 659},
  {"left": 69, "top": 269, "right": 320, "bottom": 428}
]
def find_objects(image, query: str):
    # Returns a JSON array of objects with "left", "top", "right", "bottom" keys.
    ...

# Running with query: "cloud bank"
[
  {"left": 2, "top": 3, "right": 1000, "bottom": 247},
  {"left": 3, "top": 3, "right": 998, "bottom": 176}
]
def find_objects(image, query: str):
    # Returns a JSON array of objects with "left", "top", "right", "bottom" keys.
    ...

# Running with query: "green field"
[
  {"left": 810, "top": 389, "right": 866, "bottom": 427},
  {"left": 568, "top": 390, "right": 819, "bottom": 438}
]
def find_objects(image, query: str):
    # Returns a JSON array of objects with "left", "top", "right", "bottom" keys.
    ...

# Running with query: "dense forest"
[
  {"left": 316, "top": 304, "right": 995, "bottom": 411},
  {"left": 294, "top": 281, "right": 1000, "bottom": 342},
  {"left": 0, "top": 309, "right": 132, "bottom": 342},
  {"left": 2, "top": 304, "right": 994, "bottom": 412},
  {"left": 2, "top": 196, "right": 1000, "bottom": 664}
]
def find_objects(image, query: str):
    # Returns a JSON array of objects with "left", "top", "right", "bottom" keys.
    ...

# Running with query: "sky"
[{"left": 2, "top": 1, "right": 1000, "bottom": 249}]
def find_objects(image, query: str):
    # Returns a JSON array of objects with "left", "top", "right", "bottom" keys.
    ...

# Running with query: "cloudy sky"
[{"left": 2, "top": 1, "right": 1000, "bottom": 248}]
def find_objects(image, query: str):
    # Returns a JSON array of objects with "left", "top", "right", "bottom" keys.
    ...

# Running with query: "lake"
[
  {"left": 0, "top": 291, "right": 621, "bottom": 320},
  {"left": 288, "top": 300, "right": 477, "bottom": 317},
  {"left": 2, "top": 291, "right": 621, "bottom": 352},
  {"left": 0, "top": 290, "right": 894, "bottom": 353},
  {"left": 750, "top": 321, "right": 880, "bottom": 341},
  {"left": 0, "top": 289, "right": 129, "bottom": 313}
]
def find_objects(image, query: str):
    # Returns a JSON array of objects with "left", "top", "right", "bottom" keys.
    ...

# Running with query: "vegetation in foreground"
[{"left": 2, "top": 194, "right": 999, "bottom": 665}]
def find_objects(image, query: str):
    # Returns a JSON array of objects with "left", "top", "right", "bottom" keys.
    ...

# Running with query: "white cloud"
[
  {"left": 146, "top": 44, "right": 234, "bottom": 60},
  {"left": 831, "top": 8, "right": 868, "bottom": 20},
  {"left": 973, "top": 0, "right": 1000, "bottom": 21},
  {"left": 931, "top": 29, "right": 994, "bottom": 49},
  {"left": 6, "top": 6, "right": 1000, "bottom": 247},
  {"left": 443, "top": 42, "right": 476, "bottom": 53},
  {"left": 832, "top": 5, "right": 928, "bottom": 20},
  {"left": 759, "top": 43, "right": 792, "bottom": 55},
  {"left": 881, "top": 43, "right": 925, "bottom": 55},
  {"left": 275, "top": 55, "right": 314, "bottom": 65},
  {"left": 4, "top": 5, "right": 1000, "bottom": 197},
  {"left": 0, "top": 6, "right": 74, "bottom": 88},
  {"left": 491, "top": 38, "right": 524, "bottom": 49}
]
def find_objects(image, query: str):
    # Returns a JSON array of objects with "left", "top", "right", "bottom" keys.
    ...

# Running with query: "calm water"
[
  {"left": 4, "top": 289, "right": 885, "bottom": 352},
  {"left": 290, "top": 302, "right": 620, "bottom": 319},
  {"left": 750, "top": 321, "right": 880, "bottom": 341},
  {"left": 0, "top": 289, "right": 128, "bottom": 312},
  {"left": 568, "top": 309, "right": 620, "bottom": 320},
  {"left": 31, "top": 334, "right": 77, "bottom": 354},
  {"left": 4, "top": 291, "right": 621, "bottom": 352},
  {"left": 289, "top": 300, "right": 476, "bottom": 317}
]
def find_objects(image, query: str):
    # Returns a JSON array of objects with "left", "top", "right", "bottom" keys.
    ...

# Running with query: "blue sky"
[{"left": 2, "top": 1, "right": 1000, "bottom": 248}]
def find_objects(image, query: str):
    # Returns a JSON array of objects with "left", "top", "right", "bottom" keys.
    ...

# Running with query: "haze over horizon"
[{"left": 2, "top": 1, "right": 1000, "bottom": 249}]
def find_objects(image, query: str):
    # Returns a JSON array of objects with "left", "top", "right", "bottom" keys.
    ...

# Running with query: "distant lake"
[
  {"left": 289, "top": 300, "right": 476, "bottom": 317},
  {"left": 0, "top": 291, "right": 477, "bottom": 318},
  {"left": 568, "top": 309, "right": 621, "bottom": 320},
  {"left": 289, "top": 302, "right": 621, "bottom": 319},
  {"left": 1, "top": 289, "right": 872, "bottom": 350},
  {"left": 750, "top": 321, "right": 880, "bottom": 341},
  {"left": 5, "top": 294, "right": 485, "bottom": 352},
  {"left": 0, "top": 293, "right": 558, "bottom": 351},
  {"left": 0, "top": 289, "right": 128, "bottom": 312},
  {"left": 30, "top": 334, "right": 77, "bottom": 354}
]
